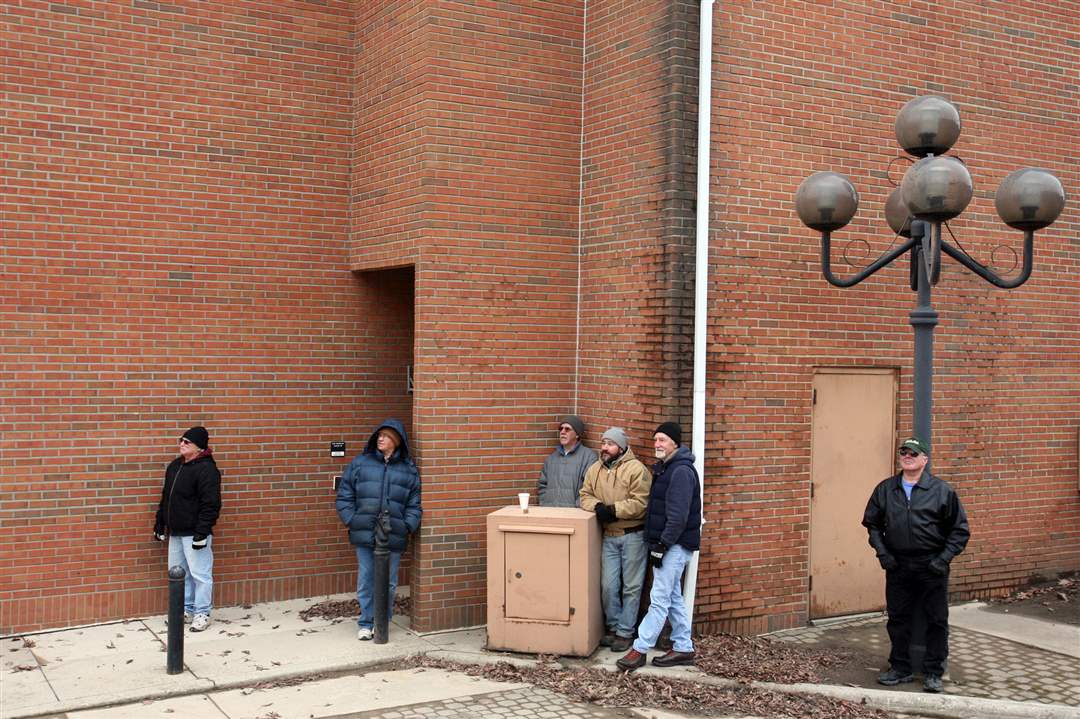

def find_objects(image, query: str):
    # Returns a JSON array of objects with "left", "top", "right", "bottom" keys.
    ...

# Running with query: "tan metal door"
[
  {"left": 809, "top": 368, "right": 896, "bottom": 618},
  {"left": 504, "top": 531, "right": 571, "bottom": 621}
]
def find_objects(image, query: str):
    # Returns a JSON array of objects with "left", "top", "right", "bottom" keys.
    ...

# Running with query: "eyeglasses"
[
  {"left": 898, "top": 449, "right": 919, "bottom": 458},
  {"left": 559, "top": 426, "right": 573, "bottom": 432},
  {"left": 179, "top": 438, "right": 192, "bottom": 445}
]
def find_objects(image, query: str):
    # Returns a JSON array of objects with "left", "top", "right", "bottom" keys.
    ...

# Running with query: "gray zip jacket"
[{"left": 538, "top": 442, "right": 597, "bottom": 507}]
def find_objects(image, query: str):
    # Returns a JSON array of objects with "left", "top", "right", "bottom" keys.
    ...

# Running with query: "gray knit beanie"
[
  {"left": 601, "top": 427, "right": 629, "bottom": 451},
  {"left": 561, "top": 415, "right": 586, "bottom": 437}
]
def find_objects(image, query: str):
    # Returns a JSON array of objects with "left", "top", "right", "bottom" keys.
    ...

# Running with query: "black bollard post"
[
  {"left": 167, "top": 565, "right": 185, "bottom": 674},
  {"left": 373, "top": 510, "right": 391, "bottom": 644}
]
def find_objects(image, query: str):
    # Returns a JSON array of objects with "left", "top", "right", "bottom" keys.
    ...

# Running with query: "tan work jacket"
[{"left": 579, "top": 447, "right": 651, "bottom": 537}]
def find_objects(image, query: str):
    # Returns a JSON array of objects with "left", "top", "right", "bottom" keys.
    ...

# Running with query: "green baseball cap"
[{"left": 899, "top": 437, "right": 929, "bottom": 455}]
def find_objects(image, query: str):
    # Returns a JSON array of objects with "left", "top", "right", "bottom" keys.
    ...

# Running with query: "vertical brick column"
[
  {"left": 578, "top": 1, "right": 700, "bottom": 456},
  {"left": 351, "top": 1, "right": 586, "bottom": 631}
]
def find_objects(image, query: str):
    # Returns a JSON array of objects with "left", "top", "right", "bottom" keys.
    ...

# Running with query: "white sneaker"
[
  {"left": 357, "top": 627, "right": 374, "bottom": 641},
  {"left": 190, "top": 614, "right": 210, "bottom": 632},
  {"left": 183, "top": 612, "right": 193, "bottom": 624}
]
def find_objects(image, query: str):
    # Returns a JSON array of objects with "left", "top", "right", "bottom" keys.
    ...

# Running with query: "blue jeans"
[
  {"left": 168, "top": 535, "right": 214, "bottom": 616},
  {"left": 601, "top": 531, "right": 647, "bottom": 638},
  {"left": 633, "top": 543, "right": 694, "bottom": 654},
  {"left": 355, "top": 546, "right": 401, "bottom": 630}
]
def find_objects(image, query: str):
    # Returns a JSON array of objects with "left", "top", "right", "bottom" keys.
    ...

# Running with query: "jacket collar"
[
  {"left": 654, "top": 445, "right": 694, "bottom": 472},
  {"left": 603, "top": 446, "right": 637, "bottom": 468},
  {"left": 894, "top": 471, "right": 933, "bottom": 490},
  {"left": 558, "top": 441, "right": 581, "bottom": 456}
]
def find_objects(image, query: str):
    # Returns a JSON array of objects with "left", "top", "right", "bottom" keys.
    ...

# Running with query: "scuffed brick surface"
[{"left": 2, "top": 0, "right": 1077, "bottom": 634}]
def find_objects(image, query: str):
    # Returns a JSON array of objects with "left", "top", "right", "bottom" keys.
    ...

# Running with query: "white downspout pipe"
[{"left": 683, "top": 0, "right": 713, "bottom": 625}]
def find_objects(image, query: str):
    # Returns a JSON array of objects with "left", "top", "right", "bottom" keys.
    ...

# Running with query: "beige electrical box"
[{"left": 486, "top": 506, "right": 602, "bottom": 656}]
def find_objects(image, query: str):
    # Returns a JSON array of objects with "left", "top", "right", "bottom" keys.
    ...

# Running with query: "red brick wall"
[
  {"left": 578, "top": 0, "right": 700, "bottom": 451},
  {"left": 3, "top": 0, "right": 1077, "bottom": 636},
  {"left": 350, "top": 1, "right": 586, "bottom": 631},
  {"left": 0, "top": 0, "right": 364, "bottom": 632},
  {"left": 695, "top": 0, "right": 1080, "bottom": 633}
]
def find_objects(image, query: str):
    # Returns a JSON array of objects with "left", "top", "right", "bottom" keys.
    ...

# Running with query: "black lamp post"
[{"left": 795, "top": 95, "right": 1066, "bottom": 452}]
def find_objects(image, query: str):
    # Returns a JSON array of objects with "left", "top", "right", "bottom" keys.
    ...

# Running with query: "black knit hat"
[
  {"left": 182, "top": 426, "right": 209, "bottom": 449},
  {"left": 654, "top": 422, "right": 682, "bottom": 446}
]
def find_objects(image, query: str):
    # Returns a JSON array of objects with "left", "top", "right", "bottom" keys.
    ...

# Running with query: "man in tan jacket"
[{"left": 579, "top": 427, "right": 651, "bottom": 651}]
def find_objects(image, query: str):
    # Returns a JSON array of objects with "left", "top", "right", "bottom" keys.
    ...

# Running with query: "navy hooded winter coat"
[
  {"left": 645, "top": 445, "right": 701, "bottom": 551},
  {"left": 335, "top": 419, "right": 422, "bottom": 551}
]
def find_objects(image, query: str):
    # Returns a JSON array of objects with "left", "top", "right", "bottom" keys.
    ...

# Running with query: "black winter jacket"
[
  {"left": 336, "top": 419, "right": 422, "bottom": 551},
  {"left": 154, "top": 452, "right": 222, "bottom": 538},
  {"left": 645, "top": 446, "right": 701, "bottom": 551},
  {"left": 862, "top": 472, "right": 969, "bottom": 563}
]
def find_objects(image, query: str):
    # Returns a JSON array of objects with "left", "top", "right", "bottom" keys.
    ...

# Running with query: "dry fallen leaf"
[{"left": 394, "top": 654, "right": 890, "bottom": 719}]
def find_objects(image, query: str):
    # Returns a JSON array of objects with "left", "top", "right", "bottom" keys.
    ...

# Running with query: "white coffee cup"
[{"left": 518, "top": 492, "right": 530, "bottom": 512}]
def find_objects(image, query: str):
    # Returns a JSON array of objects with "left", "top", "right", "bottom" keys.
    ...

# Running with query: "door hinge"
[
  {"left": 812, "top": 388, "right": 817, "bottom": 405},
  {"left": 808, "top": 575, "right": 813, "bottom": 591},
  {"left": 810, "top": 483, "right": 815, "bottom": 499}
]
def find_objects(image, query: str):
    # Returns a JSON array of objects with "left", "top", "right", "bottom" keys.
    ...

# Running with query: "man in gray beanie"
[
  {"left": 538, "top": 415, "right": 597, "bottom": 507},
  {"left": 579, "top": 426, "right": 651, "bottom": 652}
]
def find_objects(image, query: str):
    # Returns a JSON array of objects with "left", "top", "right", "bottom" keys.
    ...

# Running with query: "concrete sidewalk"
[{"left": 2, "top": 596, "right": 1077, "bottom": 719}]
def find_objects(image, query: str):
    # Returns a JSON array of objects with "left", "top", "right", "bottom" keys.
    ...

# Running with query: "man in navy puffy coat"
[{"left": 336, "top": 419, "right": 422, "bottom": 640}]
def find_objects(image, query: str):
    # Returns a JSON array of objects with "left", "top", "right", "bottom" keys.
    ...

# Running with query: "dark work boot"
[
  {"left": 877, "top": 668, "right": 915, "bottom": 686},
  {"left": 651, "top": 650, "right": 696, "bottom": 667},
  {"left": 923, "top": 674, "right": 943, "bottom": 693},
  {"left": 616, "top": 649, "right": 646, "bottom": 671}
]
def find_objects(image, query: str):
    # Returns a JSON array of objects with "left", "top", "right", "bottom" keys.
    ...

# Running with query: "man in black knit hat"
[
  {"left": 617, "top": 421, "right": 700, "bottom": 671},
  {"left": 154, "top": 426, "right": 222, "bottom": 632}
]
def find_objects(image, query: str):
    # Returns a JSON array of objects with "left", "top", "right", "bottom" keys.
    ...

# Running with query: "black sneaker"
[
  {"left": 877, "top": 668, "right": 915, "bottom": 686},
  {"left": 923, "top": 674, "right": 943, "bottom": 693},
  {"left": 599, "top": 631, "right": 615, "bottom": 647}
]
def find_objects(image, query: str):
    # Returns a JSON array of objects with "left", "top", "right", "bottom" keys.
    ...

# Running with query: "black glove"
[
  {"left": 649, "top": 542, "right": 666, "bottom": 568},
  {"left": 928, "top": 557, "right": 949, "bottom": 576},
  {"left": 878, "top": 554, "right": 898, "bottom": 572},
  {"left": 154, "top": 532, "right": 166, "bottom": 542},
  {"left": 594, "top": 503, "right": 617, "bottom": 524},
  {"left": 191, "top": 535, "right": 208, "bottom": 550}
]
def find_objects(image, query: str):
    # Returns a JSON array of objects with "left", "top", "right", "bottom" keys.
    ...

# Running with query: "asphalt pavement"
[{"left": 2, "top": 595, "right": 1077, "bottom": 719}]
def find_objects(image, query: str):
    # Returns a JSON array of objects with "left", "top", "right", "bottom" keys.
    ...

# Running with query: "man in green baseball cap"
[{"left": 862, "top": 436, "right": 970, "bottom": 694}]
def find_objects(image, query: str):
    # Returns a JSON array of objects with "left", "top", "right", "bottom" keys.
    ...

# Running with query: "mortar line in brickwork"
[{"left": 573, "top": 0, "right": 589, "bottom": 411}]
